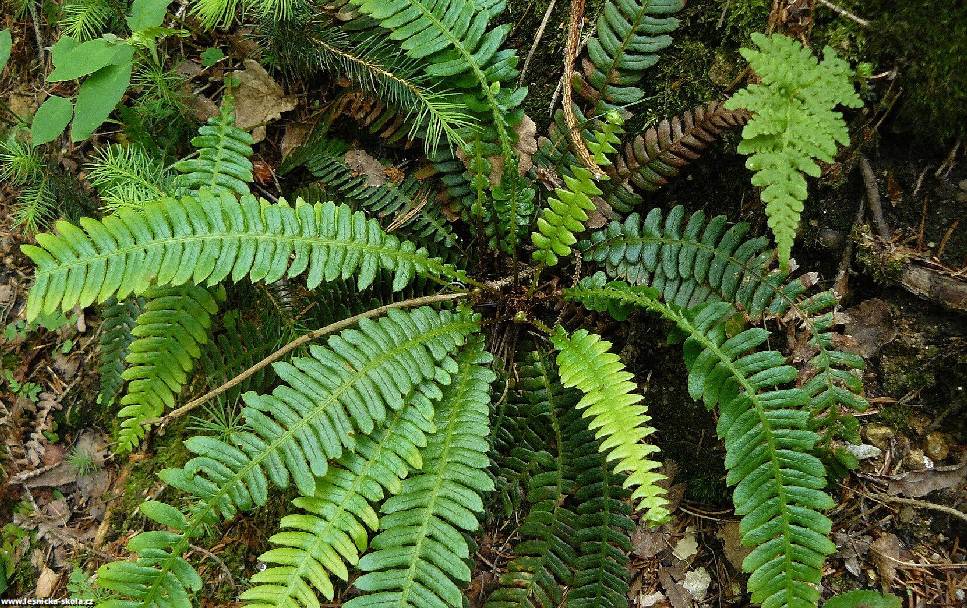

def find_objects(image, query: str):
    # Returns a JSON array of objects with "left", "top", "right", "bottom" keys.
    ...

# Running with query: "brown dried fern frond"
[{"left": 609, "top": 101, "right": 749, "bottom": 192}]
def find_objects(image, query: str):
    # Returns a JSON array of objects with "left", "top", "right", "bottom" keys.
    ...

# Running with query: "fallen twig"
[
  {"left": 562, "top": 0, "right": 605, "bottom": 178},
  {"left": 859, "top": 155, "right": 892, "bottom": 241},
  {"left": 519, "top": 0, "right": 558, "bottom": 84},
  {"left": 816, "top": 0, "right": 870, "bottom": 27},
  {"left": 150, "top": 291, "right": 470, "bottom": 429}
]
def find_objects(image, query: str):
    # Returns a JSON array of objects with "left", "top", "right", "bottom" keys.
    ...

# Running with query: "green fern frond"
[
  {"left": 576, "top": 0, "right": 684, "bottom": 111},
  {"left": 566, "top": 277, "right": 837, "bottom": 608},
  {"left": 484, "top": 350, "right": 578, "bottom": 608},
  {"left": 86, "top": 144, "right": 172, "bottom": 211},
  {"left": 97, "top": 297, "right": 143, "bottom": 408},
  {"left": 243, "top": 378, "right": 445, "bottom": 607},
  {"left": 550, "top": 326, "right": 668, "bottom": 523},
  {"left": 531, "top": 111, "right": 623, "bottom": 267},
  {"left": 296, "top": 138, "right": 460, "bottom": 251},
  {"left": 725, "top": 34, "right": 862, "bottom": 269},
  {"left": 347, "top": 337, "right": 495, "bottom": 608},
  {"left": 579, "top": 206, "right": 867, "bottom": 445},
  {"left": 96, "top": 305, "right": 479, "bottom": 607},
  {"left": 565, "top": 403, "right": 634, "bottom": 608},
  {"left": 172, "top": 100, "right": 254, "bottom": 198},
  {"left": 59, "top": 0, "right": 117, "bottom": 40},
  {"left": 21, "top": 192, "right": 471, "bottom": 321},
  {"left": 115, "top": 285, "right": 220, "bottom": 453},
  {"left": 531, "top": 167, "right": 601, "bottom": 267}
]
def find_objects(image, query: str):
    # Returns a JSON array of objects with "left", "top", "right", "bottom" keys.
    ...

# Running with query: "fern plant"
[
  {"left": 725, "top": 33, "right": 863, "bottom": 269},
  {"left": 17, "top": 1, "right": 870, "bottom": 607}
]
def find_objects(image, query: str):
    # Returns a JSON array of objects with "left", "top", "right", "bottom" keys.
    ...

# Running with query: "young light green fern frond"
[
  {"left": 242, "top": 377, "right": 446, "bottom": 607},
  {"left": 531, "top": 167, "right": 601, "bottom": 267},
  {"left": 567, "top": 277, "right": 837, "bottom": 608},
  {"left": 115, "top": 285, "right": 220, "bottom": 453},
  {"left": 21, "top": 192, "right": 471, "bottom": 321},
  {"left": 550, "top": 326, "right": 668, "bottom": 523},
  {"left": 87, "top": 144, "right": 171, "bottom": 211},
  {"left": 531, "top": 112, "right": 623, "bottom": 267},
  {"left": 725, "top": 34, "right": 862, "bottom": 269},
  {"left": 347, "top": 337, "right": 495, "bottom": 608}
]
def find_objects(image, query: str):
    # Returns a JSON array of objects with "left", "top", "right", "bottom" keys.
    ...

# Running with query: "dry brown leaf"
[
  {"left": 35, "top": 566, "right": 60, "bottom": 598},
  {"left": 230, "top": 59, "right": 297, "bottom": 143},
  {"left": 845, "top": 298, "right": 897, "bottom": 358},
  {"left": 344, "top": 149, "right": 387, "bottom": 187},
  {"left": 884, "top": 460, "right": 967, "bottom": 497},
  {"left": 658, "top": 567, "right": 691, "bottom": 608},
  {"left": 871, "top": 532, "right": 901, "bottom": 591},
  {"left": 718, "top": 520, "right": 751, "bottom": 571}
]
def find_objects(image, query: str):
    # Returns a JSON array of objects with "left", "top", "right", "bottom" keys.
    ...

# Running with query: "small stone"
[
  {"left": 864, "top": 423, "right": 894, "bottom": 451},
  {"left": 924, "top": 431, "right": 949, "bottom": 461},
  {"left": 818, "top": 228, "right": 845, "bottom": 250},
  {"left": 682, "top": 567, "right": 711, "bottom": 600},
  {"left": 908, "top": 413, "right": 931, "bottom": 436},
  {"left": 846, "top": 443, "right": 882, "bottom": 460},
  {"left": 903, "top": 448, "right": 932, "bottom": 471}
]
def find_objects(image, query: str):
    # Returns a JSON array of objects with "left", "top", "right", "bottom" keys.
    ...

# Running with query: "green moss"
[{"left": 813, "top": 0, "right": 967, "bottom": 145}]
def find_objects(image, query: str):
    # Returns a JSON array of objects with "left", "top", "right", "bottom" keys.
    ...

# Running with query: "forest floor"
[{"left": 1, "top": 0, "right": 965, "bottom": 606}]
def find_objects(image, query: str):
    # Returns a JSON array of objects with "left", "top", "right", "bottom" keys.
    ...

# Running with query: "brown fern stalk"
[
  {"left": 609, "top": 100, "right": 749, "bottom": 191},
  {"left": 563, "top": 0, "right": 606, "bottom": 179}
]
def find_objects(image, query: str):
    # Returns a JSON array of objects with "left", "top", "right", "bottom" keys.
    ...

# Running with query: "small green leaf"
[
  {"left": 70, "top": 62, "right": 133, "bottom": 142},
  {"left": 825, "top": 590, "right": 902, "bottom": 608},
  {"left": 200, "top": 47, "right": 224, "bottom": 67},
  {"left": 50, "top": 36, "right": 80, "bottom": 66},
  {"left": 127, "top": 0, "right": 172, "bottom": 31},
  {"left": 48, "top": 38, "right": 127, "bottom": 81},
  {"left": 31, "top": 95, "right": 74, "bottom": 145},
  {"left": 0, "top": 29, "right": 11, "bottom": 74}
]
